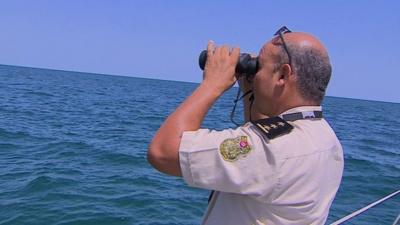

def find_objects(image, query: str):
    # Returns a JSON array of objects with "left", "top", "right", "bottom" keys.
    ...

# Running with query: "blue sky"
[{"left": 1, "top": 1, "right": 399, "bottom": 103}]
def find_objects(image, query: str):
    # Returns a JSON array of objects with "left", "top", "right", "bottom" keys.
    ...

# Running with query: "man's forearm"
[{"left": 148, "top": 82, "right": 222, "bottom": 176}]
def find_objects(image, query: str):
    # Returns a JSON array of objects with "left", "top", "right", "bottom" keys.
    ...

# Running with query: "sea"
[{"left": 0, "top": 64, "right": 399, "bottom": 225}]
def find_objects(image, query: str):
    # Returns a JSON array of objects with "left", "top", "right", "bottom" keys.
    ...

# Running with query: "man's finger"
[
  {"left": 207, "top": 40, "right": 214, "bottom": 58},
  {"left": 221, "top": 45, "right": 230, "bottom": 56},
  {"left": 214, "top": 46, "right": 222, "bottom": 56},
  {"left": 230, "top": 47, "right": 240, "bottom": 61}
]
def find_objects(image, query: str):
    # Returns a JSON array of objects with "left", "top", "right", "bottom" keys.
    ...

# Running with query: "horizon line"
[{"left": 1, "top": 63, "right": 398, "bottom": 105}]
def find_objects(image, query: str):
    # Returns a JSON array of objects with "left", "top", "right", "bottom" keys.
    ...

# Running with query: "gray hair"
[{"left": 275, "top": 44, "right": 332, "bottom": 104}]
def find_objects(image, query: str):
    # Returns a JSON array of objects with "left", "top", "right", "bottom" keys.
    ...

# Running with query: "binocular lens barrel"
[{"left": 198, "top": 50, "right": 258, "bottom": 76}]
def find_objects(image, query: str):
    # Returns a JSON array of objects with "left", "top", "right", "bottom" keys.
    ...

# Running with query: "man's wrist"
[{"left": 199, "top": 81, "right": 225, "bottom": 98}]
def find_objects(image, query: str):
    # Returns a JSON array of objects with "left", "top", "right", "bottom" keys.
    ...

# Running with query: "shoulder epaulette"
[{"left": 251, "top": 117, "right": 293, "bottom": 139}]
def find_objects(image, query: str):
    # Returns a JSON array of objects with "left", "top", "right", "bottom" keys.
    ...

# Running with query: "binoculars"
[{"left": 198, "top": 50, "right": 259, "bottom": 76}]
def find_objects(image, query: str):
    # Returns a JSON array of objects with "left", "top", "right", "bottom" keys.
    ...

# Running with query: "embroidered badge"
[
  {"left": 219, "top": 136, "right": 252, "bottom": 162},
  {"left": 252, "top": 117, "right": 294, "bottom": 139}
]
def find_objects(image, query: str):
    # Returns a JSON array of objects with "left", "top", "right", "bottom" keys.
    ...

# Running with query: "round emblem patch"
[{"left": 219, "top": 136, "right": 252, "bottom": 161}]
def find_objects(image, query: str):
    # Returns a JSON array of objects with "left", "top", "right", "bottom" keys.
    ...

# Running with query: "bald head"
[
  {"left": 284, "top": 32, "right": 328, "bottom": 56},
  {"left": 267, "top": 32, "right": 332, "bottom": 104}
]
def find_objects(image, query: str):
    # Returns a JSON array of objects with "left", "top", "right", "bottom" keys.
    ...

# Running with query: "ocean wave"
[
  {"left": 21, "top": 175, "right": 76, "bottom": 193},
  {"left": 96, "top": 151, "right": 146, "bottom": 167},
  {"left": 24, "top": 90, "right": 55, "bottom": 98}
]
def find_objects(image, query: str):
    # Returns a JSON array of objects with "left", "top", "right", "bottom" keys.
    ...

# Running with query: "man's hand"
[{"left": 202, "top": 41, "right": 240, "bottom": 94}]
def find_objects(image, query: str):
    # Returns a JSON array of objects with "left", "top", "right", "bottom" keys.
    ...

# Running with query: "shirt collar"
[{"left": 279, "top": 106, "right": 322, "bottom": 116}]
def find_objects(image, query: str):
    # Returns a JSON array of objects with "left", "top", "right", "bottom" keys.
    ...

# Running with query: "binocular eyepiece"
[{"left": 198, "top": 50, "right": 259, "bottom": 76}]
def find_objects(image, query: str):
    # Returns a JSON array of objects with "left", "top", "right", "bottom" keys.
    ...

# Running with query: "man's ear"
[{"left": 277, "top": 64, "right": 292, "bottom": 86}]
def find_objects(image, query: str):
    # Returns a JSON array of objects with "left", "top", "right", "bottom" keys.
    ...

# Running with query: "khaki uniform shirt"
[{"left": 179, "top": 106, "right": 344, "bottom": 225}]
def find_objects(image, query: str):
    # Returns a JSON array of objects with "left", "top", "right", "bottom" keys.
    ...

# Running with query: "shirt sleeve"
[{"left": 178, "top": 124, "right": 277, "bottom": 196}]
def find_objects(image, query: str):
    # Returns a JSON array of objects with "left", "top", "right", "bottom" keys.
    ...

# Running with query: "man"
[{"left": 148, "top": 27, "right": 344, "bottom": 225}]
